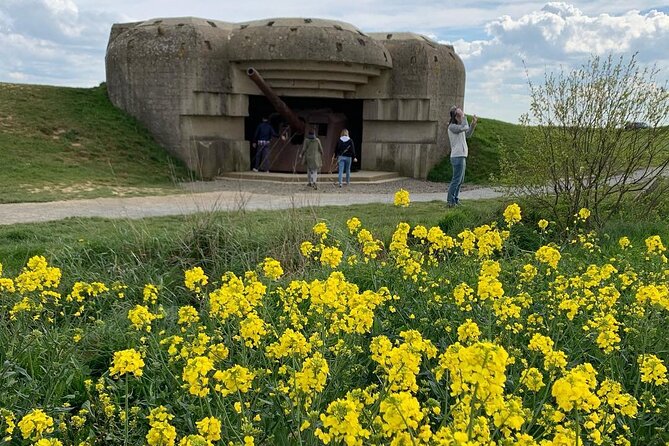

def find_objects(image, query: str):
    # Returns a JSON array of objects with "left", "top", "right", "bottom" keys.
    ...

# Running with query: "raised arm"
[
  {"left": 448, "top": 118, "right": 470, "bottom": 134},
  {"left": 465, "top": 117, "right": 476, "bottom": 138}
]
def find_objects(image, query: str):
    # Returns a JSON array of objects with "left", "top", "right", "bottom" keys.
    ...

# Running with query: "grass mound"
[
  {"left": 428, "top": 117, "right": 524, "bottom": 185},
  {"left": 0, "top": 82, "right": 189, "bottom": 203}
]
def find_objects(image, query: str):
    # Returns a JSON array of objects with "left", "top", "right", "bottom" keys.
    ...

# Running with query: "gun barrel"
[{"left": 247, "top": 67, "right": 305, "bottom": 134}]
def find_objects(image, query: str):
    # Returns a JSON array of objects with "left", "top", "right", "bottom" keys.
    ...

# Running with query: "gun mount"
[{"left": 246, "top": 67, "right": 352, "bottom": 173}]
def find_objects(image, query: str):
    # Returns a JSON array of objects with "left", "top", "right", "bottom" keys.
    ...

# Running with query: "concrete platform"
[{"left": 218, "top": 170, "right": 402, "bottom": 183}]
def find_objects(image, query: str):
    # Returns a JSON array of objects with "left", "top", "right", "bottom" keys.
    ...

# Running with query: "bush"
[{"left": 501, "top": 54, "right": 669, "bottom": 229}]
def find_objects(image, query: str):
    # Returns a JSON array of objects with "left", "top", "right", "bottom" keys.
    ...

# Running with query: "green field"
[{"left": 0, "top": 83, "right": 190, "bottom": 203}]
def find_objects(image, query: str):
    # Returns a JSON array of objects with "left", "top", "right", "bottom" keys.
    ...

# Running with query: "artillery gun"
[{"left": 247, "top": 67, "right": 347, "bottom": 173}]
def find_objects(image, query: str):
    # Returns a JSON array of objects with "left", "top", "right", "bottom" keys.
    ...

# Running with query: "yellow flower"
[
  {"left": 143, "top": 283, "right": 159, "bottom": 305},
  {"left": 128, "top": 304, "right": 160, "bottom": 332},
  {"left": 379, "top": 391, "right": 423, "bottom": 435},
  {"left": 645, "top": 235, "right": 666, "bottom": 255},
  {"left": 346, "top": 217, "right": 362, "bottom": 233},
  {"left": 266, "top": 328, "right": 311, "bottom": 359},
  {"left": 109, "top": 348, "right": 145, "bottom": 378},
  {"left": 520, "top": 367, "right": 545, "bottom": 391},
  {"left": 14, "top": 255, "right": 61, "bottom": 294},
  {"left": 577, "top": 207, "right": 591, "bottom": 221},
  {"left": 535, "top": 245, "right": 561, "bottom": 269},
  {"left": 34, "top": 439, "right": 63, "bottom": 446},
  {"left": 261, "top": 257, "right": 283, "bottom": 280},
  {"left": 239, "top": 312, "right": 267, "bottom": 347},
  {"left": 17, "top": 409, "right": 54, "bottom": 440},
  {"left": 177, "top": 305, "right": 199, "bottom": 326},
  {"left": 320, "top": 246, "right": 343, "bottom": 268},
  {"left": 551, "top": 363, "right": 600, "bottom": 412},
  {"left": 538, "top": 219, "right": 549, "bottom": 231},
  {"left": 184, "top": 267, "right": 208, "bottom": 293},
  {"left": 638, "top": 354, "right": 668, "bottom": 385},
  {"left": 313, "top": 222, "right": 329, "bottom": 239},
  {"left": 179, "top": 435, "right": 211, "bottom": 446},
  {"left": 619, "top": 237, "right": 631, "bottom": 249},
  {"left": 196, "top": 417, "right": 221, "bottom": 442},
  {"left": 146, "top": 406, "right": 177, "bottom": 446},
  {"left": 503, "top": 203, "right": 522, "bottom": 226},
  {"left": 300, "top": 241, "right": 314, "bottom": 257},
  {"left": 182, "top": 356, "right": 214, "bottom": 397},
  {"left": 315, "top": 395, "right": 371, "bottom": 445},
  {"left": 457, "top": 319, "right": 481, "bottom": 343},
  {"left": 213, "top": 365, "right": 255, "bottom": 396},
  {"left": 394, "top": 189, "right": 410, "bottom": 207},
  {"left": 292, "top": 352, "right": 329, "bottom": 395}
]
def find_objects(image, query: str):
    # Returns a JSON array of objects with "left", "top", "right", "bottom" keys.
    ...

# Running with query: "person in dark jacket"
[
  {"left": 298, "top": 127, "right": 323, "bottom": 189},
  {"left": 252, "top": 117, "right": 278, "bottom": 172},
  {"left": 334, "top": 129, "right": 357, "bottom": 187}
]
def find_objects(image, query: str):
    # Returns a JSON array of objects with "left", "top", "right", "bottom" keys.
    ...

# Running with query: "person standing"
[
  {"left": 447, "top": 106, "right": 477, "bottom": 207},
  {"left": 298, "top": 127, "right": 323, "bottom": 189},
  {"left": 252, "top": 117, "right": 277, "bottom": 172},
  {"left": 334, "top": 129, "right": 357, "bottom": 187}
]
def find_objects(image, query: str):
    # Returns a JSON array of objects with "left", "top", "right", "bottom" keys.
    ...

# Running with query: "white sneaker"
[{"left": 252, "top": 168, "right": 258, "bottom": 172}]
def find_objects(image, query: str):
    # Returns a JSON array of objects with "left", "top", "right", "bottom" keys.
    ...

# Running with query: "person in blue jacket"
[{"left": 252, "top": 117, "right": 278, "bottom": 172}]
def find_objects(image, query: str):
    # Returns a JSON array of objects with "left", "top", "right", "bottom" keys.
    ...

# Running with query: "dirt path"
[{"left": 0, "top": 180, "right": 505, "bottom": 225}]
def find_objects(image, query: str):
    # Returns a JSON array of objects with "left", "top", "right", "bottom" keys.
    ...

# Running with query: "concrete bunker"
[{"left": 105, "top": 17, "right": 466, "bottom": 179}]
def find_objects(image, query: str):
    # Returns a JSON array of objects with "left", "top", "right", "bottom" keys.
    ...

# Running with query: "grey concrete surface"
[
  {"left": 0, "top": 185, "right": 505, "bottom": 225},
  {"left": 106, "top": 17, "right": 465, "bottom": 179}
]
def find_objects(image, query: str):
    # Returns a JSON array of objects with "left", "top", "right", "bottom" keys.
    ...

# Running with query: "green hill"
[
  {"left": 428, "top": 117, "right": 524, "bottom": 184},
  {"left": 0, "top": 83, "right": 189, "bottom": 203}
]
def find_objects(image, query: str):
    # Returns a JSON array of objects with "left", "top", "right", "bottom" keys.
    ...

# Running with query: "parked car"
[{"left": 625, "top": 121, "right": 649, "bottom": 130}]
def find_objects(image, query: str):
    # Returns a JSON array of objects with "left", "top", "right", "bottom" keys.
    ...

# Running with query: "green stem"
[{"left": 124, "top": 374, "right": 129, "bottom": 446}]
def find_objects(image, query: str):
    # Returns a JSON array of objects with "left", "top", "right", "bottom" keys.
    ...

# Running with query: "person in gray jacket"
[{"left": 447, "top": 106, "right": 477, "bottom": 207}]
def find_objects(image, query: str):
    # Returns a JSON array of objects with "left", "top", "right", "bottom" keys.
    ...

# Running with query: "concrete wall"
[{"left": 361, "top": 34, "right": 466, "bottom": 178}]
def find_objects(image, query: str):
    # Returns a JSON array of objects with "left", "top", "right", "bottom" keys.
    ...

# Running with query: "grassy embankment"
[
  {"left": 427, "top": 117, "right": 524, "bottom": 185},
  {"left": 0, "top": 83, "right": 190, "bottom": 203}
]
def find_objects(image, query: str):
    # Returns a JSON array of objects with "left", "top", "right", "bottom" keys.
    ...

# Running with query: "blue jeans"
[
  {"left": 447, "top": 156, "right": 466, "bottom": 205},
  {"left": 338, "top": 156, "right": 352, "bottom": 185}
]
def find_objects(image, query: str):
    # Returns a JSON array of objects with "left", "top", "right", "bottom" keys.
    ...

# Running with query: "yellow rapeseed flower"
[
  {"left": 503, "top": 203, "right": 522, "bottom": 226},
  {"left": 638, "top": 354, "right": 668, "bottom": 385},
  {"left": 184, "top": 267, "right": 208, "bottom": 293},
  {"left": 109, "top": 348, "right": 145, "bottom": 378},
  {"left": 17, "top": 409, "right": 54, "bottom": 440},
  {"left": 393, "top": 189, "right": 410, "bottom": 207},
  {"left": 195, "top": 417, "right": 221, "bottom": 442},
  {"left": 261, "top": 257, "right": 283, "bottom": 280}
]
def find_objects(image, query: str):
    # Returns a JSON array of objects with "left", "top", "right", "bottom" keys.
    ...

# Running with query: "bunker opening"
[{"left": 245, "top": 95, "right": 363, "bottom": 174}]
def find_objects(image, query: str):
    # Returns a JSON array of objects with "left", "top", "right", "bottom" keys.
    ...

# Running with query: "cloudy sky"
[{"left": 1, "top": 0, "right": 667, "bottom": 122}]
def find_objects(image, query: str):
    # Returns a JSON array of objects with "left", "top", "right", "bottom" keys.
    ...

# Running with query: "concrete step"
[{"left": 217, "top": 170, "right": 402, "bottom": 183}]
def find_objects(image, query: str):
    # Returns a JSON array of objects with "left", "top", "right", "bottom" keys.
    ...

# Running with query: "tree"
[{"left": 501, "top": 54, "right": 669, "bottom": 228}]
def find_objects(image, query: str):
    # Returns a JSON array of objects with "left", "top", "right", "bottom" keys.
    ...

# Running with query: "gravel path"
[
  {"left": 0, "top": 179, "right": 504, "bottom": 225},
  {"left": 179, "top": 177, "right": 454, "bottom": 195}
]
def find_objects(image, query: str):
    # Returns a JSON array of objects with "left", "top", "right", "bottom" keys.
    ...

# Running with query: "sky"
[{"left": 0, "top": 0, "right": 668, "bottom": 122}]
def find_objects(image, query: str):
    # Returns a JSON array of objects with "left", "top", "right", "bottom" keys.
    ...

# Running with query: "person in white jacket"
[{"left": 446, "top": 106, "right": 477, "bottom": 207}]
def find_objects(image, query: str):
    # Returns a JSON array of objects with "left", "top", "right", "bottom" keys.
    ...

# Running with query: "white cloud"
[
  {"left": 440, "top": 2, "right": 669, "bottom": 121},
  {"left": 483, "top": 2, "right": 669, "bottom": 62},
  {"left": 0, "top": 0, "right": 118, "bottom": 86}
]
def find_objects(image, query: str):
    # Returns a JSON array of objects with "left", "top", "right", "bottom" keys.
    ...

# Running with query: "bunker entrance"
[{"left": 246, "top": 95, "right": 363, "bottom": 173}]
